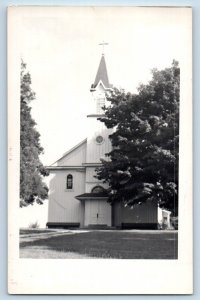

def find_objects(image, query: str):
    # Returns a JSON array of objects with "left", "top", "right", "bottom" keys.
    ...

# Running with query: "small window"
[
  {"left": 96, "top": 135, "right": 104, "bottom": 144},
  {"left": 66, "top": 174, "right": 73, "bottom": 189}
]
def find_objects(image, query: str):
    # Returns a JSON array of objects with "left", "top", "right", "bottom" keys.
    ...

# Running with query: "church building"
[{"left": 46, "top": 53, "right": 171, "bottom": 229}]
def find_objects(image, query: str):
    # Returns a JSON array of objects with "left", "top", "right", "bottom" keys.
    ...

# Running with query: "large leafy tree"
[
  {"left": 20, "top": 61, "right": 49, "bottom": 207},
  {"left": 96, "top": 60, "right": 179, "bottom": 215}
]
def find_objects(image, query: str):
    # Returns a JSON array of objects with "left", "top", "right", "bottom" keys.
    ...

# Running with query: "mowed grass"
[
  {"left": 20, "top": 230, "right": 178, "bottom": 259},
  {"left": 20, "top": 229, "right": 56, "bottom": 235}
]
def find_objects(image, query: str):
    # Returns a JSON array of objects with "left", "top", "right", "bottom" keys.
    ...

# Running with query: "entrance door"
[
  {"left": 84, "top": 199, "right": 111, "bottom": 227},
  {"left": 90, "top": 200, "right": 100, "bottom": 225}
]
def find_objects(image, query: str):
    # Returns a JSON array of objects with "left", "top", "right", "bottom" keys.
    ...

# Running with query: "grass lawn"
[
  {"left": 20, "top": 229, "right": 56, "bottom": 235},
  {"left": 20, "top": 230, "right": 178, "bottom": 259}
]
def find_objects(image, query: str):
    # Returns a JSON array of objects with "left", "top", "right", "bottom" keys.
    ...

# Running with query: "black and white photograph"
[{"left": 8, "top": 6, "right": 192, "bottom": 294}]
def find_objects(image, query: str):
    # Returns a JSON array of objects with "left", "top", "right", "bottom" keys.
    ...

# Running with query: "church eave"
[
  {"left": 50, "top": 138, "right": 87, "bottom": 166},
  {"left": 90, "top": 80, "right": 113, "bottom": 92},
  {"left": 87, "top": 114, "right": 105, "bottom": 118},
  {"left": 46, "top": 166, "right": 85, "bottom": 171},
  {"left": 82, "top": 163, "right": 102, "bottom": 167},
  {"left": 75, "top": 192, "right": 108, "bottom": 201}
]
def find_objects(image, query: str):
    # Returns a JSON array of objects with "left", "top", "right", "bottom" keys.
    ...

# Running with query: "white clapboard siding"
[
  {"left": 86, "top": 182, "right": 109, "bottom": 193},
  {"left": 85, "top": 167, "right": 109, "bottom": 193},
  {"left": 86, "top": 117, "right": 112, "bottom": 163},
  {"left": 86, "top": 167, "right": 100, "bottom": 182},
  {"left": 48, "top": 170, "right": 85, "bottom": 226},
  {"left": 55, "top": 140, "right": 87, "bottom": 166}
]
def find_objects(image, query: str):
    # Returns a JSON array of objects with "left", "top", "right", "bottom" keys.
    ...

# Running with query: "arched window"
[
  {"left": 91, "top": 186, "right": 105, "bottom": 194},
  {"left": 66, "top": 174, "right": 73, "bottom": 189}
]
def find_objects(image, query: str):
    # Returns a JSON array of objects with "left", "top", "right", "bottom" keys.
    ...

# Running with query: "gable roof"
[
  {"left": 91, "top": 55, "right": 112, "bottom": 90},
  {"left": 51, "top": 138, "right": 87, "bottom": 166}
]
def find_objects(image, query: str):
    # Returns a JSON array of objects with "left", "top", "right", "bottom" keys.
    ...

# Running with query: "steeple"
[
  {"left": 90, "top": 54, "right": 112, "bottom": 91},
  {"left": 89, "top": 50, "right": 113, "bottom": 114}
]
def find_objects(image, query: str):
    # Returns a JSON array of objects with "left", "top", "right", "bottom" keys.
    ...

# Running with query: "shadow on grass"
[
  {"left": 20, "top": 229, "right": 56, "bottom": 235},
  {"left": 20, "top": 230, "right": 178, "bottom": 259}
]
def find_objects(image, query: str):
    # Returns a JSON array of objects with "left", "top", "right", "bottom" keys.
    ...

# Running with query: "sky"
[
  {"left": 18, "top": 6, "right": 190, "bottom": 166},
  {"left": 16, "top": 6, "right": 191, "bottom": 227}
]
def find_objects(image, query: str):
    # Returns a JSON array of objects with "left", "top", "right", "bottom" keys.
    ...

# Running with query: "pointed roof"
[
  {"left": 50, "top": 138, "right": 87, "bottom": 166},
  {"left": 91, "top": 54, "right": 112, "bottom": 90}
]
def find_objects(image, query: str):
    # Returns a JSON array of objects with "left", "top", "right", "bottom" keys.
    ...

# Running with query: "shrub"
[
  {"left": 28, "top": 221, "right": 40, "bottom": 229},
  {"left": 171, "top": 216, "right": 178, "bottom": 230}
]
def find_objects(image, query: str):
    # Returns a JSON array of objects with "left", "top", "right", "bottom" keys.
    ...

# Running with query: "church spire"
[
  {"left": 89, "top": 47, "right": 112, "bottom": 114},
  {"left": 90, "top": 48, "right": 112, "bottom": 91},
  {"left": 92, "top": 55, "right": 110, "bottom": 89}
]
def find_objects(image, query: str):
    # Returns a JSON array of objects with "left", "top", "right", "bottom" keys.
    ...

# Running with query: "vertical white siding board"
[
  {"left": 47, "top": 170, "right": 85, "bottom": 224},
  {"left": 85, "top": 167, "right": 109, "bottom": 193},
  {"left": 56, "top": 141, "right": 86, "bottom": 166},
  {"left": 86, "top": 117, "right": 112, "bottom": 163}
]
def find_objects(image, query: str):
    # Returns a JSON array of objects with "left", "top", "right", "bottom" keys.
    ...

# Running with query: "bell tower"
[
  {"left": 83, "top": 47, "right": 113, "bottom": 227},
  {"left": 85, "top": 47, "right": 113, "bottom": 188},
  {"left": 90, "top": 53, "right": 112, "bottom": 114}
]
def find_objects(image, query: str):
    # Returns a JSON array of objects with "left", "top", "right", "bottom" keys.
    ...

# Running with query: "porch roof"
[{"left": 75, "top": 192, "right": 108, "bottom": 201}]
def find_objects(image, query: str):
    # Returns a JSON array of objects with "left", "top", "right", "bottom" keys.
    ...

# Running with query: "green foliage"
[
  {"left": 96, "top": 60, "right": 179, "bottom": 215},
  {"left": 20, "top": 60, "right": 49, "bottom": 207}
]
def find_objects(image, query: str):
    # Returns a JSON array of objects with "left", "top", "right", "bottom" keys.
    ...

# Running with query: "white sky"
[{"left": 19, "top": 6, "right": 189, "bottom": 166}]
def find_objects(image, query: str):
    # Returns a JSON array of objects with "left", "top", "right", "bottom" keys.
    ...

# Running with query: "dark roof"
[
  {"left": 75, "top": 192, "right": 108, "bottom": 200},
  {"left": 91, "top": 55, "right": 111, "bottom": 89}
]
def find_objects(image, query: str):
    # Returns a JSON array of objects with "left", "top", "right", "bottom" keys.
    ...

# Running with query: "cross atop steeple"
[{"left": 99, "top": 41, "right": 108, "bottom": 55}]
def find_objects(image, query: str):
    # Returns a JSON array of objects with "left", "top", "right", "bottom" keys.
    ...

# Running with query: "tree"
[
  {"left": 96, "top": 60, "right": 179, "bottom": 215},
  {"left": 20, "top": 60, "right": 49, "bottom": 207}
]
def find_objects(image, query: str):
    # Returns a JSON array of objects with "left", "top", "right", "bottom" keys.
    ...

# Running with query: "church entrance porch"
[
  {"left": 84, "top": 199, "right": 111, "bottom": 227},
  {"left": 75, "top": 192, "right": 111, "bottom": 228}
]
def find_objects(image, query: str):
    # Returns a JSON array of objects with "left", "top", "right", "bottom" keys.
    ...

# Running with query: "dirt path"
[
  {"left": 20, "top": 230, "right": 94, "bottom": 258},
  {"left": 20, "top": 246, "right": 94, "bottom": 259},
  {"left": 20, "top": 230, "right": 89, "bottom": 243}
]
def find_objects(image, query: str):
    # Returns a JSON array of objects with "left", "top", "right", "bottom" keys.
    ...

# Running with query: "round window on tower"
[{"left": 95, "top": 135, "right": 104, "bottom": 144}]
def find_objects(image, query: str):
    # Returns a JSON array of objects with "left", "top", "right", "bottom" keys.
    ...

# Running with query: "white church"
[{"left": 46, "top": 53, "right": 171, "bottom": 229}]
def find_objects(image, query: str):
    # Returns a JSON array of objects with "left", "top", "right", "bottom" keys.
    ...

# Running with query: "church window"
[
  {"left": 96, "top": 135, "right": 104, "bottom": 144},
  {"left": 92, "top": 186, "right": 105, "bottom": 194},
  {"left": 66, "top": 174, "right": 73, "bottom": 189}
]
